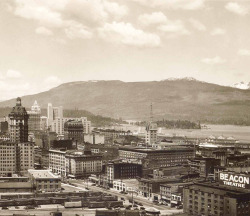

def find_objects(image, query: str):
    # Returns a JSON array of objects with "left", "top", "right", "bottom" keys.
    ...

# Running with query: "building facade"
[
  {"left": 0, "top": 141, "right": 34, "bottom": 177},
  {"left": 27, "top": 101, "right": 41, "bottom": 132},
  {"left": 65, "top": 151, "right": 103, "bottom": 178},
  {"left": 64, "top": 120, "right": 84, "bottom": 143},
  {"left": 9, "top": 97, "right": 29, "bottom": 143},
  {"left": 49, "top": 149, "right": 103, "bottom": 178},
  {"left": 106, "top": 161, "right": 142, "bottom": 186},
  {"left": 47, "top": 103, "right": 63, "bottom": 131},
  {"left": 51, "top": 116, "right": 91, "bottom": 136},
  {"left": 188, "top": 157, "right": 221, "bottom": 179},
  {"left": 183, "top": 180, "right": 250, "bottom": 216},
  {"left": 28, "top": 169, "right": 61, "bottom": 192},
  {"left": 118, "top": 147, "right": 194, "bottom": 169},
  {"left": 49, "top": 149, "right": 66, "bottom": 177},
  {"left": 145, "top": 122, "right": 158, "bottom": 145}
]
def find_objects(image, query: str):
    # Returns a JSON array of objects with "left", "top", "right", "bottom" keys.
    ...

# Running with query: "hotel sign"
[{"left": 219, "top": 172, "right": 250, "bottom": 189}]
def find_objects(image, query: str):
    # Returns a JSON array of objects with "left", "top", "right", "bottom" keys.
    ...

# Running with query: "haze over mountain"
[{"left": 1, "top": 78, "right": 250, "bottom": 125}]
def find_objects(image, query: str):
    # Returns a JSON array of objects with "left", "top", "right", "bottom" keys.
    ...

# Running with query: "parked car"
[
  {"left": 25, "top": 205, "right": 35, "bottom": 209},
  {"left": 2, "top": 207, "right": 8, "bottom": 210}
]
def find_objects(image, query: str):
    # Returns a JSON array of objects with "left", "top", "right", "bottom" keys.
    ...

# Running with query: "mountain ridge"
[{"left": 1, "top": 78, "right": 250, "bottom": 125}]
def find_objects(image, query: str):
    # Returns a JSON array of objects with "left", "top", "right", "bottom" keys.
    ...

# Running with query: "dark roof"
[{"left": 9, "top": 97, "right": 28, "bottom": 117}]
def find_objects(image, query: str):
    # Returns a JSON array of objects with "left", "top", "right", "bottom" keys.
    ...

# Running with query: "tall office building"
[
  {"left": 47, "top": 103, "right": 63, "bottom": 130},
  {"left": 145, "top": 104, "right": 158, "bottom": 145},
  {"left": 0, "top": 141, "right": 34, "bottom": 176},
  {"left": 9, "top": 97, "right": 29, "bottom": 143},
  {"left": 145, "top": 123, "right": 158, "bottom": 145},
  {"left": 40, "top": 116, "right": 47, "bottom": 131},
  {"left": 64, "top": 120, "right": 84, "bottom": 143},
  {"left": 27, "top": 100, "right": 41, "bottom": 132}
]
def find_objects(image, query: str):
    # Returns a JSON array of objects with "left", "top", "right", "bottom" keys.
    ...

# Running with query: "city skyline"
[{"left": 1, "top": 0, "right": 250, "bottom": 100}]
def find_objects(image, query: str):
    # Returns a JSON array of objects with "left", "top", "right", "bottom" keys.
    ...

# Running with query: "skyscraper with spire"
[{"left": 27, "top": 100, "right": 41, "bottom": 132}]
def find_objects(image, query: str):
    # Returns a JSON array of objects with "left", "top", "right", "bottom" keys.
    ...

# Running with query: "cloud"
[
  {"left": 201, "top": 56, "right": 226, "bottom": 65},
  {"left": 210, "top": 28, "right": 226, "bottom": 36},
  {"left": 225, "top": 2, "right": 248, "bottom": 16},
  {"left": 35, "top": 26, "right": 53, "bottom": 36},
  {"left": 189, "top": 18, "right": 206, "bottom": 31},
  {"left": 98, "top": 22, "right": 161, "bottom": 47},
  {"left": 64, "top": 20, "right": 92, "bottom": 39},
  {"left": 6, "top": 69, "right": 22, "bottom": 78},
  {"left": 138, "top": 12, "right": 167, "bottom": 26},
  {"left": 238, "top": 49, "right": 250, "bottom": 56},
  {"left": 129, "top": 0, "right": 205, "bottom": 10},
  {"left": 13, "top": 0, "right": 64, "bottom": 28},
  {"left": 103, "top": 1, "right": 128, "bottom": 20},
  {"left": 11, "top": 0, "right": 129, "bottom": 41},
  {"left": 158, "top": 20, "right": 190, "bottom": 36}
]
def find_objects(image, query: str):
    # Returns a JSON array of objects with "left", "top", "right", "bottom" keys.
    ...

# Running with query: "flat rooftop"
[
  {"left": 188, "top": 182, "right": 250, "bottom": 196},
  {"left": 28, "top": 169, "right": 60, "bottom": 179},
  {"left": 119, "top": 146, "right": 194, "bottom": 153}
]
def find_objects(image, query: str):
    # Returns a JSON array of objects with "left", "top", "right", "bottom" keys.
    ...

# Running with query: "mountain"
[
  {"left": 232, "top": 81, "right": 250, "bottom": 90},
  {"left": 1, "top": 78, "right": 250, "bottom": 125}
]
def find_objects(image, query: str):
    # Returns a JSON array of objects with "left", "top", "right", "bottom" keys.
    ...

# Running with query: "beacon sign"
[{"left": 219, "top": 172, "right": 250, "bottom": 189}]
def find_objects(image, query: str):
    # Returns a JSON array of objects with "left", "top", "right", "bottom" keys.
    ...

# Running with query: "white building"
[
  {"left": 113, "top": 179, "right": 138, "bottom": 193},
  {"left": 51, "top": 117, "right": 91, "bottom": 136},
  {"left": 47, "top": 103, "right": 63, "bottom": 130},
  {"left": 84, "top": 133, "right": 105, "bottom": 144},
  {"left": 49, "top": 149, "right": 66, "bottom": 177}
]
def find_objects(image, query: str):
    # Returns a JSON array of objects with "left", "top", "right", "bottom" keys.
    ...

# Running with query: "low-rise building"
[
  {"left": 28, "top": 169, "right": 61, "bottom": 192},
  {"left": 153, "top": 166, "right": 189, "bottom": 179},
  {"left": 113, "top": 179, "right": 138, "bottom": 193},
  {"left": 0, "top": 177, "right": 33, "bottom": 193},
  {"left": 138, "top": 178, "right": 181, "bottom": 201},
  {"left": 160, "top": 182, "right": 192, "bottom": 206},
  {"left": 188, "top": 157, "right": 220, "bottom": 179}
]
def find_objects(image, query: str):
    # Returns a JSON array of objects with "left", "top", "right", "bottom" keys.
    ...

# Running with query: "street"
[{"left": 69, "top": 180, "right": 183, "bottom": 215}]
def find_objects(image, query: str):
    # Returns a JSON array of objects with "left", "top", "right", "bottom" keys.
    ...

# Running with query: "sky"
[{"left": 1, "top": 0, "right": 250, "bottom": 100}]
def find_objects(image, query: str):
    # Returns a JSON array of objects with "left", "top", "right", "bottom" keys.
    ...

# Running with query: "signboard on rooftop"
[{"left": 219, "top": 172, "right": 250, "bottom": 189}]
